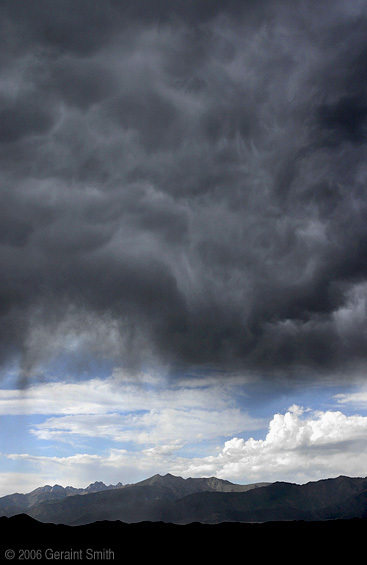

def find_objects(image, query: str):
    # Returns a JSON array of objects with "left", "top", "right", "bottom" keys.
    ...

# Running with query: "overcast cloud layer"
[{"left": 1, "top": 1, "right": 367, "bottom": 383}]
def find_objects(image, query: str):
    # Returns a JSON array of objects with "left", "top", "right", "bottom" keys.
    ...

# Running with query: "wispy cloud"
[
  {"left": 334, "top": 389, "right": 367, "bottom": 406},
  {"left": 0, "top": 372, "right": 264, "bottom": 453},
  {"left": 30, "top": 407, "right": 257, "bottom": 446}
]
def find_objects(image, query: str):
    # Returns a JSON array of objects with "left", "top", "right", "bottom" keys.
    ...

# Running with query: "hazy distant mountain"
[
  {"left": 2, "top": 474, "right": 367, "bottom": 525},
  {"left": 0, "top": 474, "right": 268, "bottom": 523},
  {"left": 130, "top": 473, "right": 268, "bottom": 496},
  {"left": 25, "top": 474, "right": 269, "bottom": 525},
  {"left": 0, "top": 480, "right": 122, "bottom": 517}
]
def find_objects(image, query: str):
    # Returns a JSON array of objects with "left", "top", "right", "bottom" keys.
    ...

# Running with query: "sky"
[{"left": 1, "top": 0, "right": 367, "bottom": 496}]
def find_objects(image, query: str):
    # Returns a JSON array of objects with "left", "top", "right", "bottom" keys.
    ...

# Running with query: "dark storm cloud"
[{"left": 1, "top": 0, "right": 367, "bottom": 382}]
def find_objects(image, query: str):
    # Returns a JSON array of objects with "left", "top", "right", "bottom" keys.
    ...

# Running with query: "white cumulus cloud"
[{"left": 172, "top": 405, "right": 367, "bottom": 483}]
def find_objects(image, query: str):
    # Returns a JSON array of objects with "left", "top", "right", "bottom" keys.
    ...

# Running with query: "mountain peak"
[
  {"left": 32, "top": 485, "right": 53, "bottom": 493},
  {"left": 141, "top": 473, "right": 183, "bottom": 485},
  {"left": 85, "top": 481, "right": 108, "bottom": 492},
  {"left": 50, "top": 485, "right": 64, "bottom": 492}
]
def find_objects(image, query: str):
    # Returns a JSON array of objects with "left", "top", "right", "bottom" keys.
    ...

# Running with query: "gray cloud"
[{"left": 1, "top": 1, "right": 367, "bottom": 382}]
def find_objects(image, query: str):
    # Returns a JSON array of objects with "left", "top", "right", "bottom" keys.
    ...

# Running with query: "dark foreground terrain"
[{"left": 0, "top": 514, "right": 364, "bottom": 562}]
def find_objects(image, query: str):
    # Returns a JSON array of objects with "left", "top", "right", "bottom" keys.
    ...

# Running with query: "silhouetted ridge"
[{"left": 1, "top": 514, "right": 366, "bottom": 563}]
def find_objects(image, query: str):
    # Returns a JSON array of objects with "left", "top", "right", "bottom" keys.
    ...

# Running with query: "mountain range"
[
  {"left": 0, "top": 479, "right": 123, "bottom": 517},
  {"left": 2, "top": 473, "right": 367, "bottom": 525},
  {"left": 0, "top": 474, "right": 267, "bottom": 523}
]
